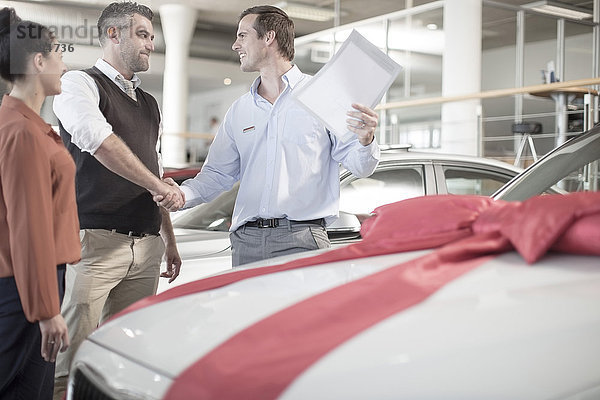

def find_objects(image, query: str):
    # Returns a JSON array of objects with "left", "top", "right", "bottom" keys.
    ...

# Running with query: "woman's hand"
[{"left": 39, "top": 314, "right": 69, "bottom": 362}]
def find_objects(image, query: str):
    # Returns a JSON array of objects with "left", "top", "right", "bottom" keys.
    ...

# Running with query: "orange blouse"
[{"left": 0, "top": 95, "right": 81, "bottom": 322}]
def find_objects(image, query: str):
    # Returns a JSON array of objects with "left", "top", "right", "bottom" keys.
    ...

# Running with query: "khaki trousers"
[{"left": 54, "top": 229, "right": 164, "bottom": 379}]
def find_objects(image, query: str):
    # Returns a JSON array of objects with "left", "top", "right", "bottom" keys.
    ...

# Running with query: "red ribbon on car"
[
  {"left": 113, "top": 193, "right": 600, "bottom": 399},
  {"left": 162, "top": 192, "right": 600, "bottom": 399}
]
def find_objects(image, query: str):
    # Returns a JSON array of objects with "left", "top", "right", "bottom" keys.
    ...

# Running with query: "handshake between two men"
[{"left": 151, "top": 177, "right": 186, "bottom": 211}]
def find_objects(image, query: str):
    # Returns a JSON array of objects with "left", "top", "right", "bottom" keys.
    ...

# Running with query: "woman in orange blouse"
[{"left": 0, "top": 7, "right": 80, "bottom": 399}]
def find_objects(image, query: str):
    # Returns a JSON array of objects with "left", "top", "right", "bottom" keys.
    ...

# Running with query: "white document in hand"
[{"left": 293, "top": 29, "right": 402, "bottom": 142}]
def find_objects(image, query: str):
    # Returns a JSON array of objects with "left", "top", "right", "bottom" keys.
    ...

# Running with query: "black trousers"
[{"left": 0, "top": 265, "right": 65, "bottom": 400}]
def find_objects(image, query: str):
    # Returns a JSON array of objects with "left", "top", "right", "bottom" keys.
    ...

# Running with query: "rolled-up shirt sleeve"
[{"left": 53, "top": 70, "right": 113, "bottom": 154}]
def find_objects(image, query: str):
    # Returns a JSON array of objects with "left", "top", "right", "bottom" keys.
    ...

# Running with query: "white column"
[
  {"left": 159, "top": 4, "right": 197, "bottom": 167},
  {"left": 440, "top": 0, "right": 482, "bottom": 155}
]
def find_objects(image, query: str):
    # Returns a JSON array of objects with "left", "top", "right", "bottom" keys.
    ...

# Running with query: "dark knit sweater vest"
[{"left": 60, "top": 66, "right": 162, "bottom": 235}]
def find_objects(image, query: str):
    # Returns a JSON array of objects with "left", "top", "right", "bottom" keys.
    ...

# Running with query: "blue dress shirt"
[{"left": 181, "top": 65, "right": 380, "bottom": 231}]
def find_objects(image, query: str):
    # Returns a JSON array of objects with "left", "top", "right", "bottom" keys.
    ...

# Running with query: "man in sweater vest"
[{"left": 52, "top": 2, "right": 184, "bottom": 397}]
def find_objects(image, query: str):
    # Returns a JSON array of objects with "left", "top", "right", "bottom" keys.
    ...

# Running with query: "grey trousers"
[{"left": 230, "top": 222, "right": 330, "bottom": 267}]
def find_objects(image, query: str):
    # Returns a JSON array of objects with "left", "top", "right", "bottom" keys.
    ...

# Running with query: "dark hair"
[
  {"left": 239, "top": 5, "right": 295, "bottom": 61},
  {"left": 0, "top": 7, "right": 55, "bottom": 83},
  {"left": 98, "top": 2, "right": 153, "bottom": 45}
]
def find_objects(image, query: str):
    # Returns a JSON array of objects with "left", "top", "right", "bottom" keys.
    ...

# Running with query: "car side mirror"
[{"left": 326, "top": 211, "right": 362, "bottom": 241}]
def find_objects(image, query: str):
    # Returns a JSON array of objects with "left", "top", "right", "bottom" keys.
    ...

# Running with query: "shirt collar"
[
  {"left": 1, "top": 95, "right": 53, "bottom": 133},
  {"left": 282, "top": 65, "right": 304, "bottom": 90},
  {"left": 249, "top": 75, "right": 261, "bottom": 97},
  {"left": 95, "top": 58, "right": 142, "bottom": 89},
  {"left": 249, "top": 65, "right": 304, "bottom": 98}
]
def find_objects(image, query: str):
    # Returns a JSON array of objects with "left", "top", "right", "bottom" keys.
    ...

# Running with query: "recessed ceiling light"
[
  {"left": 223, "top": 78, "right": 232, "bottom": 85},
  {"left": 426, "top": 23, "right": 438, "bottom": 30},
  {"left": 274, "top": 1, "right": 337, "bottom": 22},
  {"left": 522, "top": 1, "right": 592, "bottom": 20}
]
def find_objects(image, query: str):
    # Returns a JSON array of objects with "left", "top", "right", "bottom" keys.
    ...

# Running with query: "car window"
[
  {"left": 443, "top": 167, "right": 513, "bottom": 196},
  {"left": 339, "top": 166, "right": 425, "bottom": 215}
]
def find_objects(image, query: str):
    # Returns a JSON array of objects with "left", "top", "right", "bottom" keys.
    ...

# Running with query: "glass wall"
[
  {"left": 480, "top": 2, "right": 596, "bottom": 163},
  {"left": 294, "top": 1, "right": 445, "bottom": 148},
  {"left": 480, "top": 3, "right": 518, "bottom": 158},
  {"left": 386, "top": 6, "right": 443, "bottom": 146},
  {"left": 295, "top": 0, "right": 597, "bottom": 162}
]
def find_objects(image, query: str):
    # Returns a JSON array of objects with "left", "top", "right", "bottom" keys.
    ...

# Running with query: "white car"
[
  {"left": 158, "top": 148, "right": 524, "bottom": 293},
  {"left": 67, "top": 128, "right": 600, "bottom": 399}
]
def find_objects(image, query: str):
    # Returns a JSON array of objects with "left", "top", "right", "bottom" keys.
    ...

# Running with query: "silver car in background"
[{"left": 158, "top": 148, "right": 523, "bottom": 292}]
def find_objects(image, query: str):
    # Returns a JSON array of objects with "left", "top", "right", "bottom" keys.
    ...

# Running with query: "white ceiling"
[
  {"left": 1, "top": 0, "right": 595, "bottom": 95},
  {"left": 9, "top": 0, "right": 595, "bottom": 57}
]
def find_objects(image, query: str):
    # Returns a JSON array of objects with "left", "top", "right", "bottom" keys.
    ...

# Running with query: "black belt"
[
  {"left": 110, "top": 229, "right": 157, "bottom": 238},
  {"left": 244, "top": 218, "right": 325, "bottom": 228}
]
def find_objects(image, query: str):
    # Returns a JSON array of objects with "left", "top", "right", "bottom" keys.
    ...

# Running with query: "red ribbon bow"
[{"left": 114, "top": 193, "right": 600, "bottom": 399}]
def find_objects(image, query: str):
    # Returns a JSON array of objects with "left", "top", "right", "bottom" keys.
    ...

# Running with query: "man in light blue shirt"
[{"left": 171, "top": 5, "right": 380, "bottom": 266}]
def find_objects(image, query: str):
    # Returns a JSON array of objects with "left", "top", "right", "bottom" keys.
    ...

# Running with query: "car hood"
[{"left": 88, "top": 249, "right": 600, "bottom": 399}]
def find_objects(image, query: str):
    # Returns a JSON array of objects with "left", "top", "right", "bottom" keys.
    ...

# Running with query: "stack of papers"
[{"left": 293, "top": 29, "right": 403, "bottom": 142}]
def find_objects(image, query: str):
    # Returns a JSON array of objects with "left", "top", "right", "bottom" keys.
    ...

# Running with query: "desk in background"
[{"left": 530, "top": 87, "right": 598, "bottom": 146}]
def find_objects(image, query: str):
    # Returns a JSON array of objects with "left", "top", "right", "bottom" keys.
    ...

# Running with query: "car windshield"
[
  {"left": 493, "top": 125, "right": 600, "bottom": 201},
  {"left": 172, "top": 183, "right": 239, "bottom": 231}
]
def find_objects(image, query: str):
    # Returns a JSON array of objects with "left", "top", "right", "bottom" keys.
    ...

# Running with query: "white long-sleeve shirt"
[
  {"left": 181, "top": 65, "right": 380, "bottom": 231},
  {"left": 53, "top": 58, "right": 163, "bottom": 175}
]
